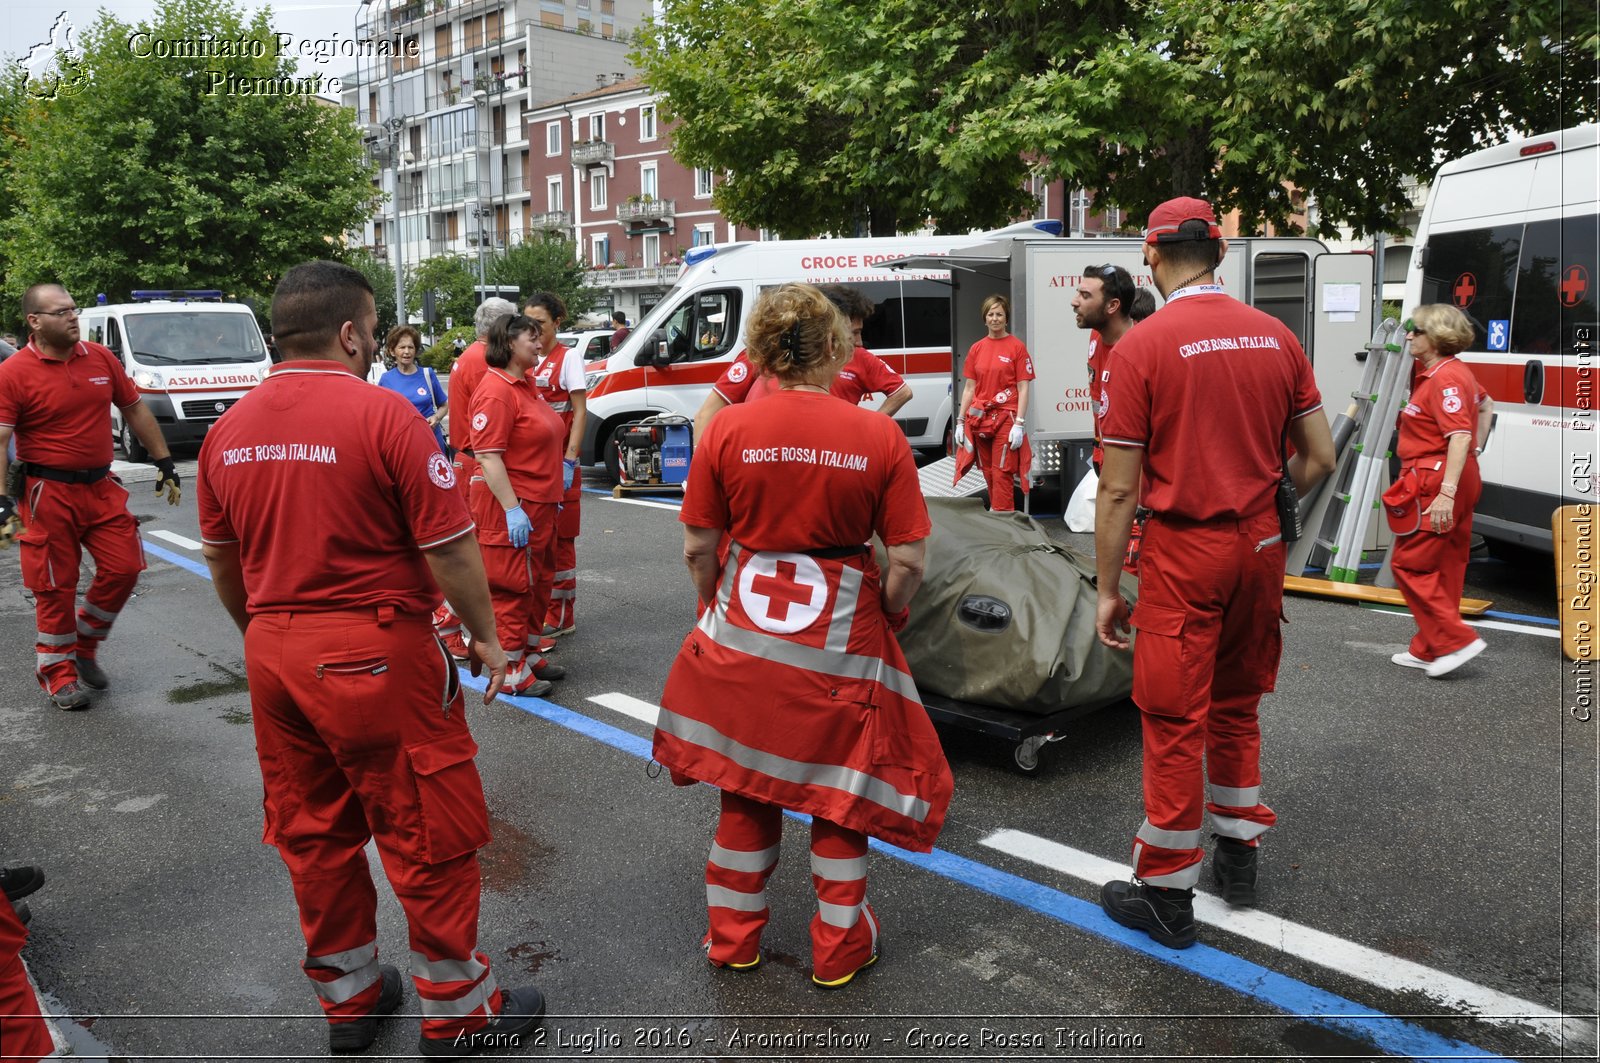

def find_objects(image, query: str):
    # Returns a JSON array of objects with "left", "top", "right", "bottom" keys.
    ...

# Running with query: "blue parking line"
[
  {"left": 151, "top": 545, "right": 1517, "bottom": 1060},
  {"left": 473, "top": 674, "right": 1512, "bottom": 1062}
]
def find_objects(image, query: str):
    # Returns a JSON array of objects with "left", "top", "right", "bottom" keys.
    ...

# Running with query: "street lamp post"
[{"left": 473, "top": 88, "right": 490, "bottom": 299}]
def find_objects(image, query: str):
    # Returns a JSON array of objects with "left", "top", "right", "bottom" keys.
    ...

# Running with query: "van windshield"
[{"left": 125, "top": 312, "right": 265, "bottom": 365}]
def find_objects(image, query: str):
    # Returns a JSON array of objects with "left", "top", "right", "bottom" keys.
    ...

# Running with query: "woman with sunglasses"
[
  {"left": 954, "top": 294, "right": 1034, "bottom": 512},
  {"left": 1388, "top": 304, "right": 1494, "bottom": 678}
]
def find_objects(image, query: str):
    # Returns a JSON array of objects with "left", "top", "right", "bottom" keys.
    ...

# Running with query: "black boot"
[
  {"left": 329, "top": 964, "right": 404, "bottom": 1053},
  {"left": 1100, "top": 879, "right": 1196, "bottom": 949},
  {"left": 1212, "top": 836, "right": 1258, "bottom": 907}
]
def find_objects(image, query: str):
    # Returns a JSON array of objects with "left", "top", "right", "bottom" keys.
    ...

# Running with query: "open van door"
[{"left": 1309, "top": 252, "right": 1378, "bottom": 419}]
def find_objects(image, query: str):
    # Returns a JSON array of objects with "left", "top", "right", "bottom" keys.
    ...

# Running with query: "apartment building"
[
  {"left": 523, "top": 76, "right": 762, "bottom": 321},
  {"left": 342, "top": 0, "right": 651, "bottom": 295}
]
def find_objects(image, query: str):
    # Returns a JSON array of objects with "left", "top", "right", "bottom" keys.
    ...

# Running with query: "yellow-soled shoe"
[{"left": 811, "top": 949, "right": 878, "bottom": 990}]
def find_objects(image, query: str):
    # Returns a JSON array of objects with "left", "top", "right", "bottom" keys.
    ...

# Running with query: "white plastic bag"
[{"left": 1064, "top": 464, "right": 1098, "bottom": 532}]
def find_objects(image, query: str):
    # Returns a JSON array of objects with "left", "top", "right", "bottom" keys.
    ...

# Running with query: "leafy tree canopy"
[
  {"left": 0, "top": 0, "right": 379, "bottom": 323},
  {"left": 407, "top": 254, "right": 478, "bottom": 329},
  {"left": 489, "top": 237, "right": 598, "bottom": 324},
  {"left": 637, "top": 0, "right": 1593, "bottom": 237},
  {"left": 345, "top": 247, "right": 399, "bottom": 335}
]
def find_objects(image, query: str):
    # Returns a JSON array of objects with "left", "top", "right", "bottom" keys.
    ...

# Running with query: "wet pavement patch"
[
  {"left": 505, "top": 939, "right": 560, "bottom": 973},
  {"left": 480, "top": 811, "right": 551, "bottom": 893},
  {"left": 167, "top": 665, "right": 250, "bottom": 705}
]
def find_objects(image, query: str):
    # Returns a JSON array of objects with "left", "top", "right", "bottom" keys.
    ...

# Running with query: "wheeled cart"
[{"left": 920, "top": 690, "right": 1129, "bottom": 774}]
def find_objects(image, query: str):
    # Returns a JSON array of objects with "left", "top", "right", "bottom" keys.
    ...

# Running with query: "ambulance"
[
  {"left": 78, "top": 290, "right": 272, "bottom": 461},
  {"left": 579, "top": 221, "right": 1064, "bottom": 476},
  {"left": 1403, "top": 124, "right": 1598, "bottom": 551}
]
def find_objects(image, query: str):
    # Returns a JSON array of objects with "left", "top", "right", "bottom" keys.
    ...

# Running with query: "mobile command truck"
[
  {"left": 580, "top": 221, "right": 1065, "bottom": 478},
  {"left": 79, "top": 290, "right": 272, "bottom": 461},
  {"left": 883, "top": 232, "right": 1378, "bottom": 504},
  {"left": 1405, "top": 124, "right": 1598, "bottom": 551}
]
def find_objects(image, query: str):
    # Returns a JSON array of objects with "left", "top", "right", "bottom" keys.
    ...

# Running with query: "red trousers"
[
  {"left": 0, "top": 901, "right": 52, "bottom": 1062},
  {"left": 245, "top": 608, "right": 503, "bottom": 1040},
  {"left": 704, "top": 790, "right": 876, "bottom": 982},
  {"left": 1128, "top": 511, "right": 1284, "bottom": 888},
  {"left": 543, "top": 470, "right": 581, "bottom": 631},
  {"left": 1392, "top": 461, "right": 1482, "bottom": 660},
  {"left": 470, "top": 482, "right": 557, "bottom": 685},
  {"left": 14, "top": 476, "right": 144, "bottom": 693}
]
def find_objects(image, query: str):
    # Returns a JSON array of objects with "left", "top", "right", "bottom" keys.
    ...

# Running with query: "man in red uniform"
[
  {"left": 691, "top": 287, "right": 913, "bottom": 440},
  {"left": 526, "top": 293, "right": 586, "bottom": 638},
  {"left": 0, "top": 283, "right": 182, "bottom": 710},
  {"left": 1074, "top": 263, "right": 1138, "bottom": 473},
  {"left": 198, "top": 261, "right": 543, "bottom": 1058},
  {"left": 1094, "top": 198, "right": 1336, "bottom": 948},
  {"left": 436, "top": 297, "right": 521, "bottom": 660}
]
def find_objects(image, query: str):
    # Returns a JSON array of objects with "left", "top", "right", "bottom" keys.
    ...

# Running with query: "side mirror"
[{"left": 635, "top": 329, "right": 672, "bottom": 369}]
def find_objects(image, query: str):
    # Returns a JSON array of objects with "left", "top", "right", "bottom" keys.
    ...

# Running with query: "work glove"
[
  {"left": 954, "top": 420, "right": 973, "bottom": 453},
  {"left": 0, "top": 495, "right": 18, "bottom": 549},
  {"left": 504, "top": 504, "right": 532, "bottom": 548},
  {"left": 152, "top": 457, "right": 182, "bottom": 506},
  {"left": 562, "top": 458, "right": 577, "bottom": 491},
  {"left": 1007, "top": 421, "right": 1026, "bottom": 450}
]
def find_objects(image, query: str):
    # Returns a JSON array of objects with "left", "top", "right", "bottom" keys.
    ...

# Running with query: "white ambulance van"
[
  {"left": 1405, "top": 124, "right": 1599, "bottom": 550},
  {"left": 580, "top": 221, "right": 1063, "bottom": 475},
  {"left": 78, "top": 290, "right": 272, "bottom": 461}
]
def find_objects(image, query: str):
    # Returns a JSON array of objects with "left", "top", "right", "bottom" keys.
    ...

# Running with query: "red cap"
[{"left": 1144, "top": 197, "right": 1222, "bottom": 244}]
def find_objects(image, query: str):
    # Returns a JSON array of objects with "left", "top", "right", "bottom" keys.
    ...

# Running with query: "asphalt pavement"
[{"left": 0, "top": 454, "right": 1594, "bottom": 1062}]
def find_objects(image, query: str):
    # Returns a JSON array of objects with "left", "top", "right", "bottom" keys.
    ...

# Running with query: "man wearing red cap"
[{"left": 1093, "top": 197, "right": 1336, "bottom": 948}]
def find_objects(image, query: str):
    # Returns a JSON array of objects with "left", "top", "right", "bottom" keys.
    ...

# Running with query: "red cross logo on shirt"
[
  {"left": 750, "top": 561, "right": 816, "bottom": 622},
  {"left": 1452, "top": 273, "right": 1477, "bottom": 309},
  {"left": 738, "top": 552, "right": 828, "bottom": 634},
  {"left": 1560, "top": 265, "right": 1590, "bottom": 308}
]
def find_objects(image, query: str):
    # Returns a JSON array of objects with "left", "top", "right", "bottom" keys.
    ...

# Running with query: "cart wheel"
[{"left": 1012, "top": 736, "right": 1047, "bottom": 774}]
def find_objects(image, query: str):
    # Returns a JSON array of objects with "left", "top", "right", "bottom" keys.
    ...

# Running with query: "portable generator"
[{"left": 610, "top": 415, "right": 693, "bottom": 489}]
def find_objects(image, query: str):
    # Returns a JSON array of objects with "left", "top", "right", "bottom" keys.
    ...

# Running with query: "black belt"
[
  {"left": 23, "top": 463, "right": 110, "bottom": 485},
  {"left": 803, "top": 544, "right": 870, "bottom": 559}
]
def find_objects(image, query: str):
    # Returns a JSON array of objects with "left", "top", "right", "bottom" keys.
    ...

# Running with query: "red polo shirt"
[
  {"left": 963, "top": 334, "right": 1034, "bottom": 410},
  {"left": 832, "top": 347, "right": 907, "bottom": 406},
  {"left": 197, "top": 361, "right": 473, "bottom": 614},
  {"left": 0, "top": 341, "right": 139, "bottom": 468},
  {"left": 469, "top": 367, "right": 564, "bottom": 503},
  {"left": 447, "top": 340, "right": 488, "bottom": 453},
  {"left": 1397, "top": 356, "right": 1484, "bottom": 461}
]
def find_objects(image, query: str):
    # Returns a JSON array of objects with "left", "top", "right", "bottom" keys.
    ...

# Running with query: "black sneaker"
[
  {"left": 49, "top": 682, "right": 91, "bottom": 710},
  {"left": 419, "top": 985, "right": 546, "bottom": 1059},
  {"left": 1100, "top": 879, "right": 1197, "bottom": 949},
  {"left": 329, "top": 964, "right": 404, "bottom": 1054},
  {"left": 76, "top": 657, "right": 109, "bottom": 690},
  {"left": 1212, "top": 836, "right": 1259, "bottom": 907},
  {"left": 0, "top": 866, "right": 45, "bottom": 902}
]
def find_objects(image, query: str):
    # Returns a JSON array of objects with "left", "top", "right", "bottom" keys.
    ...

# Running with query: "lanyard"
[{"left": 1165, "top": 283, "right": 1227, "bottom": 303}]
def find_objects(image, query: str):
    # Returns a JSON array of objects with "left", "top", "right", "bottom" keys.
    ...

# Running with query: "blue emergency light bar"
[
  {"left": 683, "top": 246, "right": 719, "bottom": 267},
  {"left": 1031, "top": 220, "right": 1064, "bottom": 236},
  {"left": 131, "top": 289, "right": 224, "bottom": 302}
]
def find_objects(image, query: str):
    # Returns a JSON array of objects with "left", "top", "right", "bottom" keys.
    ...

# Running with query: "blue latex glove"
[
  {"left": 562, "top": 458, "right": 577, "bottom": 490},
  {"left": 504, "top": 505, "right": 532, "bottom": 548}
]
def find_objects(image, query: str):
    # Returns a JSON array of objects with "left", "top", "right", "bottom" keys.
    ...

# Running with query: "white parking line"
[
  {"left": 601, "top": 496, "right": 683, "bottom": 512},
  {"left": 586, "top": 692, "right": 660, "bottom": 726},
  {"left": 981, "top": 828, "right": 1584, "bottom": 1044},
  {"left": 1366, "top": 606, "right": 1559, "bottom": 640},
  {"left": 147, "top": 529, "right": 202, "bottom": 551}
]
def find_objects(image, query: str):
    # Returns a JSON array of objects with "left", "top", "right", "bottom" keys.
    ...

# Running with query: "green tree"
[
  {"left": 407, "top": 255, "right": 477, "bottom": 330},
  {"left": 0, "top": 0, "right": 379, "bottom": 313},
  {"left": 346, "top": 247, "right": 399, "bottom": 335},
  {"left": 637, "top": 0, "right": 1594, "bottom": 238},
  {"left": 488, "top": 237, "right": 597, "bottom": 322},
  {"left": 0, "top": 67, "right": 30, "bottom": 335}
]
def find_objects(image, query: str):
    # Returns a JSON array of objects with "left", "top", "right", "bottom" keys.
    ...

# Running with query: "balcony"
[
  {"left": 527, "top": 210, "right": 571, "bottom": 231},
  {"left": 466, "top": 229, "right": 508, "bottom": 247},
  {"left": 617, "top": 197, "right": 675, "bottom": 224},
  {"left": 571, "top": 139, "right": 614, "bottom": 168},
  {"left": 584, "top": 265, "right": 678, "bottom": 288}
]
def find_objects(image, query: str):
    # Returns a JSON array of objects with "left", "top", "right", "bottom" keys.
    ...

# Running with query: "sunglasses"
[{"left": 1084, "top": 264, "right": 1120, "bottom": 280}]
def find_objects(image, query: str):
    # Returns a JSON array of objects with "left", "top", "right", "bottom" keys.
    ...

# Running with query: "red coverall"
[
  {"left": 0, "top": 899, "right": 52, "bottom": 1062},
  {"left": 654, "top": 390, "right": 950, "bottom": 981},
  {"left": 531, "top": 342, "right": 584, "bottom": 634},
  {"left": 198, "top": 362, "right": 506, "bottom": 1042},
  {"left": 959, "top": 334, "right": 1035, "bottom": 513},
  {"left": 1099, "top": 287, "right": 1322, "bottom": 889},
  {"left": 0, "top": 341, "right": 147, "bottom": 695},
  {"left": 434, "top": 340, "right": 490, "bottom": 643},
  {"left": 1390, "top": 356, "right": 1486, "bottom": 660},
  {"left": 468, "top": 367, "right": 563, "bottom": 690}
]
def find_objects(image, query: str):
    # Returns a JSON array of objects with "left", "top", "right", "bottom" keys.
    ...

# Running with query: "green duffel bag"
[{"left": 881, "top": 496, "right": 1137, "bottom": 715}]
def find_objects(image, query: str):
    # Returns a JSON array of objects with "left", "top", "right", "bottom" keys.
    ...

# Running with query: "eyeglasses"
[
  {"left": 1084, "top": 264, "right": 1120, "bottom": 280},
  {"left": 33, "top": 307, "right": 80, "bottom": 318}
]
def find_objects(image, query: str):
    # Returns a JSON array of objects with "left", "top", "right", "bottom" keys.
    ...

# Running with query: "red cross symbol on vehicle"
[
  {"left": 750, "top": 560, "right": 818, "bottom": 622},
  {"left": 1560, "top": 265, "right": 1590, "bottom": 308},
  {"left": 1452, "top": 272, "right": 1477, "bottom": 308}
]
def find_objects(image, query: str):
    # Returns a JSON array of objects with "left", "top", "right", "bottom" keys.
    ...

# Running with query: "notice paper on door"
[{"left": 1322, "top": 282, "right": 1361, "bottom": 322}]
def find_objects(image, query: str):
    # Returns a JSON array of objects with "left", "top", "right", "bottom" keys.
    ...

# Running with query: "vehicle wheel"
[
  {"left": 602, "top": 424, "right": 624, "bottom": 484},
  {"left": 1012, "top": 735, "right": 1047, "bottom": 774},
  {"left": 120, "top": 419, "right": 149, "bottom": 463}
]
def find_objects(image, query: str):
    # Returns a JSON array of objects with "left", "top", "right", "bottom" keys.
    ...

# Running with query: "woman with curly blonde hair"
[{"left": 652, "top": 283, "right": 952, "bottom": 990}]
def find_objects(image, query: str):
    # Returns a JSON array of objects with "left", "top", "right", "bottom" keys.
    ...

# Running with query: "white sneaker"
[
  {"left": 1391, "top": 650, "right": 1431, "bottom": 670},
  {"left": 1426, "top": 637, "right": 1486, "bottom": 678}
]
